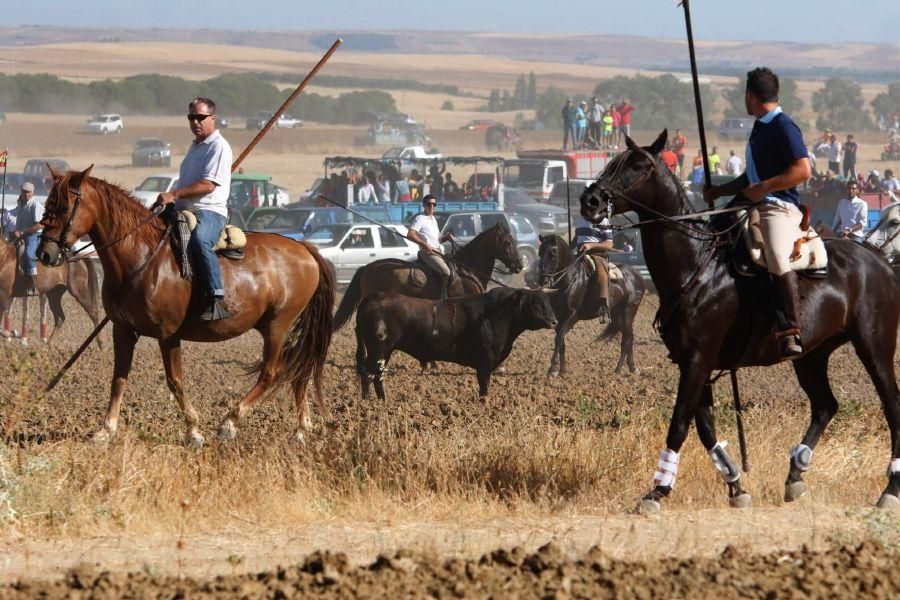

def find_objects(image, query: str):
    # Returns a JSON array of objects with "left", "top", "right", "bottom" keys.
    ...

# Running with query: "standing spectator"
[
  {"left": 575, "top": 101, "right": 588, "bottom": 148},
  {"left": 443, "top": 173, "right": 460, "bottom": 200},
  {"left": 884, "top": 169, "right": 900, "bottom": 192},
  {"left": 660, "top": 144, "right": 678, "bottom": 174},
  {"left": 831, "top": 180, "right": 867, "bottom": 239},
  {"left": 357, "top": 176, "right": 377, "bottom": 204},
  {"left": 726, "top": 149, "right": 743, "bottom": 175},
  {"left": 673, "top": 129, "right": 688, "bottom": 177},
  {"left": 690, "top": 149, "right": 705, "bottom": 183},
  {"left": 617, "top": 98, "right": 634, "bottom": 146},
  {"left": 842, "top": 134, "right": 858, "bottom": 182},
  {"left": 864, "top": 169, "right": 881, "bottom": 193},
  {"left": 375, "top": 173, "right": 391, "bottom": 203},
  {"left": 428, "top": 164, "right": 444, "bottom": 200},
  {"left": 589, "top": 97, "right": 605, "bottom": 145},
  {"left": 610, "top": 104, "right": 621, "bottom": 149},
  {"left": 561, "top": 99, "right": 577, "bottom": 150},
  {"left": 827, "top": 134, "right": 842, "bottom": 175},
  {"left": 601, "top": 110, "right": 614, "bottom": 148},
  {"left": 708, "top": 146, "right": 722, "bottom": 175}
]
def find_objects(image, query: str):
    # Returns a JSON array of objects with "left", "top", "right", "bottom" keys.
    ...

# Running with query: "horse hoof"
[
  {"left": 548, "top": 370, "right": 559, "bottom": 378},
  {"left": 186, "top": 431, "right": 205, "bottom": 449},
  {"left": 41, "top": 338, "right": 48, "bottom": 344},
  {"left": 20, "top": 339, "right": 28, "bottom": 347},
  {"left": 290, "top": 431, "right": 306, "bottom": 446},
  {"left": 639, "top": 498, "right": 661, "bottom": 515},
  {"left": 730, "top": 493, "right": 752, "bottom": 509},
  {"left": 217, "top": 420, "right": 237, "bottom": 442},
  {"left": 784, "top": 481, "right": 808, "bottom": 503},
  {"left": 876, "top": 493, "right": 900, "bottom": 510},
  {"left": 496, "top": 366, "right": 507, "bottom": 375},
  {"left": 91, "top": 429, "right": 111, "bottom": 446}
]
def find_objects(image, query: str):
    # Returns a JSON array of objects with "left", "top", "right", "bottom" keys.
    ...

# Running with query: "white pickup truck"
[{"left": 382, "top": 145, "right": 442, "bottom": 171}]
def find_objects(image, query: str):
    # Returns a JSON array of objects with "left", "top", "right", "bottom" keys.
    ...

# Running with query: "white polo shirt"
[
  {"left": 177, "top": 129, "right": 232, "bottom": 217},
  {"left": 408, "top": 213, "right": 442, "bottom": 253}
]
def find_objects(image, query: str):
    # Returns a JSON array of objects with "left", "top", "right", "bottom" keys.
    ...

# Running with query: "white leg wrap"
[
  {"left": 791, "top": 444, "right": 813, "bottom": 472},
  {"left": 653, "top": 449, "right": 680, "bottom": 489},
  {"left": 889, "top": 458, "right": 900, "bottom": 476},
  {"left": 708, "top": 441, "right": 740, "bottom": 483}
]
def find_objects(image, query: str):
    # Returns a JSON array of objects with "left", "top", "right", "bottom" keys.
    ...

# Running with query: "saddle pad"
[
  {"left": 181, "top": 211, "right": 247, "bottom": 251},
  {"left": 742, "top": 210, "right": 827, "bottom": 271},
  {"left": 580, "top": 255, "right": 623, "bottom": 280}
]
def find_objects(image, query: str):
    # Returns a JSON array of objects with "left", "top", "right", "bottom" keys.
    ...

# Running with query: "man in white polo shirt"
[
  {"left": 157, "top": 97, "right": 233, "bottom": 320},
  {"left": 406, "top": 194, "right": 452, "bottom": 299}
]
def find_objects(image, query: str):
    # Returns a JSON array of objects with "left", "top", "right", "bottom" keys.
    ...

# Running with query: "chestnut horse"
[
  {"left": 332, "top": 223, "right": 522, "bottom": 332},
  {"left": 537, "top": 234, "right": 645, "bottom": 376},
  {"left": 0, "top": 238, "right": 101, "bottom": 345},
  {"left": 37, "top": 166, "right": 334, "bottom": 446},
  {"left": 581, "top": 131, "right": 900, "bottom": 512}
]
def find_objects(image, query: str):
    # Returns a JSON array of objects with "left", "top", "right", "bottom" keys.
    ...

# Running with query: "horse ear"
[
  {"left": 69, "top": 164, "right": 94, "bottom": 187},
  {"left": 625, "top": 135, "right": 640, "bottom": 151},
  {"left": 47, "top": 162, "right": 63, "bottom": 180},
  {"left": 649, "top": 129, "right": 668, "bottom": 155}
]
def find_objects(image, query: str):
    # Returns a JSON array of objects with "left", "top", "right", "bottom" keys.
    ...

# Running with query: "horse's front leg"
[
  {"left": 159, "top": 336, "right": 203, "bottom": 448},
  {"left": 39, "top": 293, "right": 48, "bottom": 343},
  {"left": 695, "top": 383, "right": 751, "bottom": 508},
  {"left": 19, "top": 295, "right": 29, "bottom": 346},
  {"left": 94, "top": 323, "right": 139, "bottom": 444},
  {"left": 641, "top": 360, "right": 712, "bottom": 514}
]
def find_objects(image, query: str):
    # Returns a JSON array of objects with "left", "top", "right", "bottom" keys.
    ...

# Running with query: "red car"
[{"left": 460, "top": 119, "right": 500, "bottom": 131}]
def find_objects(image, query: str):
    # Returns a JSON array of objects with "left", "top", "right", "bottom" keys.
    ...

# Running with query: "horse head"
[
  {"left": 537, "top": 234, "right": 570, "bottom": 286},
  {"left": 488, "top": 221, "right": 523, "bottom": 274},
  {"left": 580, "top": 130, "right": 670, "bottom": 223},
  {"left": 38, "top": 165, "right": 95, "bottom": 267},
  {"left": 868, "top": 200, "right": 900, "bottom": 261}
]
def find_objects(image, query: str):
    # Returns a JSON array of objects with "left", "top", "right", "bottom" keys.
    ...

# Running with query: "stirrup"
[
  {"left": 198, "top": 298, "right": 231, "bottom": 321},
  {"left": 776, "top": 330, "right": 803, "bottom": 359},
  {"left": 732, "top": 258, "right": 757, "bottom": 278}
]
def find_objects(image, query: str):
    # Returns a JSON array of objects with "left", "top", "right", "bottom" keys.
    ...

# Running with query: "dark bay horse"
[
  {"left": 332, "top": 223, "right": 522, "bottom": 331},
  {"left": 537, "top": 234, "right": 645, "bottom": 376},
  {"left": 0, "top": 238, "right": 101, "bottom": 345},
  {"left": 580, "top": 130, "right": 900, "bottom": 512},
  {"left": 37, "top": 166, "right": 334, "bottom": 446}
]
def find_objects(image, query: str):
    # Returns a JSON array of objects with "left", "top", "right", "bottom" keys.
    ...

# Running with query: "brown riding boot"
[
  {"left": 589, "top": 254, "right": 611, "bottom": 323},
  {"left": 27, "top": 274, "right": 39, "bottom": 296},
  {"left": 438, "top": 276, "right": 449, "bottom": 301},
  {"left": 773, "top": 272, "right": 803, "bottom": 359}
]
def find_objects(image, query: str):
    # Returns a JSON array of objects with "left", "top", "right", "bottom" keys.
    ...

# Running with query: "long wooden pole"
[
  {"left": 232, "top": 38, "right": 343, "bottom": 172},
  {"left": 679, "top": 0, "right": 713, "bottom": 202},
  {"left": 45, "top": 39, "right": 344, "bottom": 393}
]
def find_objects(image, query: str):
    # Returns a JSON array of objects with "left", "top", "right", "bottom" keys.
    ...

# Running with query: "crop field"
[{"left": 0, "top": 40, "right": 899, "bottom": 596}]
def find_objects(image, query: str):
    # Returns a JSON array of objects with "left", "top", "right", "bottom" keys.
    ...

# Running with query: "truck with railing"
[{"left": 500, "top": 149, "right": 616, "bottom": 202}]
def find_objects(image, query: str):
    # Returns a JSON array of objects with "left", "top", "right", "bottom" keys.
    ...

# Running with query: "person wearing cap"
[
  {"left": 13, "top": 181, "right": 43, "bottom": 295},
  {"left": 573, "top": 212, "right": 614, "bottom": 322}
]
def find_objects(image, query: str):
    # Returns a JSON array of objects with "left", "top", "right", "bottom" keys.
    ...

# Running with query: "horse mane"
[
  {"left": 71, "top": 173, "right": 165, "bottom": 247},
  {"left": 454, "top": 223, "right": 506, "bottom": 263}
]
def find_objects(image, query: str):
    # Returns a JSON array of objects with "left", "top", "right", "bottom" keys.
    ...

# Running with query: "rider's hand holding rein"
[{"left": 154, "top": 179, "right": 217, "bottom": 209}]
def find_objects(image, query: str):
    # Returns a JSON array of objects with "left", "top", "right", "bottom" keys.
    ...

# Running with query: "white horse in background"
[{"left": 867, "top": 193, "right": 900, "bottom": 265}]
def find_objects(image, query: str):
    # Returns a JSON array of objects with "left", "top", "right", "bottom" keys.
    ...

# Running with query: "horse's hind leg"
[
  {"left": 218, "top": 327, "right": 282, "bottom": 442},
  {"left": 785, "top": 343, "right": 841, "bottom": 502},
  {"left": 44, "top": 289, "right": 66, "bottom": 345},
  {"left": 694, "top": 383, "right": 750, "bottom": 507},
  {"left": 850, "top": 334, "right": 900, "bottom": 507},
  {"left": 95, "top": 323, "right": 139, "bottom": 444},
  {"left": 356, "top": 326, "right": 371, "bottom": 400},
  {"left": 159, "top": 337, "right": 203, "bottom": 448}
]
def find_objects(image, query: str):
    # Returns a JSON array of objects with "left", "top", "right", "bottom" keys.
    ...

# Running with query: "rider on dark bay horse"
[
  {"left": 704, "top": 67, "right": 812, "bottom": 360},
  {"left": 156, "top": 96, "right": 233, "bottom": 321},
  {"left": 406, "top": 194, "right": 452, "bottom": 299},
  {"left": 573, "top": 212, "right": 613, "bottom": 321}
]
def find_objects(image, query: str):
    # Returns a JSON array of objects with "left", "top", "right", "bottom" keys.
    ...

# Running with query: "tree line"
[{"left": 0, "top": 73, "right": 397, "bottom": 124}]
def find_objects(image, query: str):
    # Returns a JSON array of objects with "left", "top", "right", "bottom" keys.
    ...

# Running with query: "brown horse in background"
[
  {"left": 0, "top": 238, "right": 101, "bottom": 345},
  {"left": 37, "top": 166, "right": 334, "bottom": 446},
  {"left": 332, "top": 223, "right": 522, "bottom": 332}
]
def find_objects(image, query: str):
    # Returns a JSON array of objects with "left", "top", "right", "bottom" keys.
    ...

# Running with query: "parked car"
[
  {"left": 247, "top": 204, "right": 399, "bottom": 240},
  {"left": 23, "top": 158, "right": 70, "bottom": 192},
  {"left": 460, "top": 119, "right": 499, "bottom": 131},
  {"left": 429, "top": 210, "right": 539, "bottom": 278},
  {"left": 228, "top": 172, "right": 290, "bottom": 219},
  {"left": 132, "top": 172, "right": 179, "bottom": 208},
  {"left": 86, "top": 113, "right": 124, "bottom": 135},
  {"left": 276, "top": 114, "right": 303, "bottom": 129},
  {"left": 502, "top": 187, "right": 568, "bottom": 237},
  {"left": 217, "top": 116, "right": 230, "bottom": 129},
  {"left": 306, "top": 223, "right": 416, "bottom": 284},
  {"left": 717, "top": 117, "right": 755, "bottom": 140},
  {"left": 245, "top": 111, "right": 302, "bottom": 130},
  {"left": 132, "top": 137, "right": 172, "bottom": 167}
]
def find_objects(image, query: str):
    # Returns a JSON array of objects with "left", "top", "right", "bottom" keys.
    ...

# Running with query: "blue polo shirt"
[{"left": 745, "top": 107, "right": 809, "bottom": 206}]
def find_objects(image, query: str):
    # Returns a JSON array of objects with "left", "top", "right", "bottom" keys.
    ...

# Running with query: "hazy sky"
[{"left": 6, "top": 0, "right": 900, "bottom": 45}]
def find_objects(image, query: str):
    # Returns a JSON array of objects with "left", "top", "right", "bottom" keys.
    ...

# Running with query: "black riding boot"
[
  {"left": 438, "top": 276, "right": 449, "bottom": 301},
  {"left": 27, "top": 274, "right": 39, "bottom": 296},
  {"left": 773, "top": 272, "right": 803, "bottom": 359}
]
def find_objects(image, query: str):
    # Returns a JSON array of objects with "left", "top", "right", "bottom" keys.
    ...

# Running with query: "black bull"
[{"left": 355, "top": 287, "right": 557, "bottom": 399}]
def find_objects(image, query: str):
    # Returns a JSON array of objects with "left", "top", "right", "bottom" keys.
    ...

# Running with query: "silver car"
[
  {"left": 306, "top": 223, "right": 417, "bottom": 284},
  {"left": 132, "top": 138, "right": 172, "bottom": 167}
]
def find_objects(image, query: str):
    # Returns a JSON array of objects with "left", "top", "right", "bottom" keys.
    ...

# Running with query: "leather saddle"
[
  {"left": 409, "top": 255, "right": 459, "bottom": 289},
  {"left": 580, "top": 254, "right": 623, "bottom": 281},
  {"left": 734, "top": 206, "right": 828, "bottom": 279}
]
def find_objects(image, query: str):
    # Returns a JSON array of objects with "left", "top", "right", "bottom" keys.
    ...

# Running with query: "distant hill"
[{"left": 0, "top": 27, "right": 897, "bottom": 82}]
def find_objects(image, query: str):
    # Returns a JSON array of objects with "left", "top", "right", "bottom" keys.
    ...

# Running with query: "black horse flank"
[
  {"left": 537, "top": 235, "right": 645, "bottom": 375},
  {"left": 580, "top": 129, "right": 900, "bottom": 512}
]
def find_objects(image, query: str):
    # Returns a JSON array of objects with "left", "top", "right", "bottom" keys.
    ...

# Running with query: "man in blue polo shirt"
[{"left": 704, "top": 67, "right": 812, "bottom": 359}]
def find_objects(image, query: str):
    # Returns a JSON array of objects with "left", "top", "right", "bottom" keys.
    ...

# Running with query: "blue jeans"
[
  {"left": 563, "top": 123, "right": 577, "bottom": 149},
  {"left": 188, "top": 210, "right": 226, "bottom": 298},
  {"left": 22, "top": 233, "right": 39, "bottom": 275}
]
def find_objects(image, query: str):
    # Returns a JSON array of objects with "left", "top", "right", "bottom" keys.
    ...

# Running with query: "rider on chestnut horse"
[
  {"left": 12, "top": 181, "right": 42, "bottom": 295},
  {"left": 704, "top": 67, "right": 812, "bottom": 360}
]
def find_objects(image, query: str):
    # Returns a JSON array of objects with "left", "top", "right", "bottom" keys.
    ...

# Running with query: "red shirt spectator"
[
  {"left": 611, "top": 108, "right": 621, "bottom": 128},
  {"left": 673, "top": 131, "right": 687, "bottom": 156},
  {"left": 660, "top": 148, "right": 678, "bottom": 173},
  {"left": 619, "top": 102, "right": 634, "bottom": 125}
]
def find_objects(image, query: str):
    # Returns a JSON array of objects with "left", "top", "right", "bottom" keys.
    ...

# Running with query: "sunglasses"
[
  {"left": 187, "top": 113, "right": 214, "bottom": 123},
  {"left": 425, "top": 202, "right": 437, "bottom": 207}
]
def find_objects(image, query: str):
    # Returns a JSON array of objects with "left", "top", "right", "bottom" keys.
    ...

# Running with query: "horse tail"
[
  {"left": 85, "top": 258, "right": 102, "bottom": 323},
  {"left": 277, "top": 243, "right": 335, "bottom": 416},
  {"left": 595, "top": 267, "right": 645, "bottom": 343},
  {"left": 332, "top": 266, "right": 364, "bottom": 332}
]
